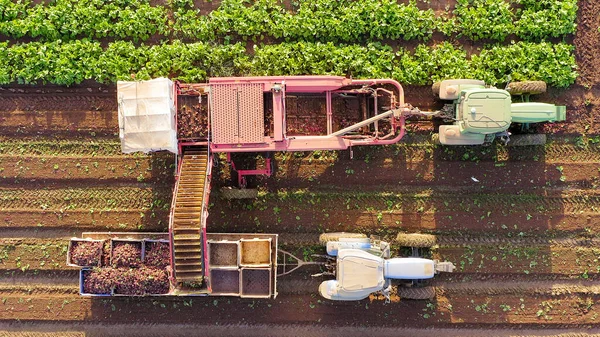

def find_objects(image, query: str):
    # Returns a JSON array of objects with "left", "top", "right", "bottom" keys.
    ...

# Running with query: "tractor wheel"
[
  {"left": 220, "top": 187, "right": 259, "bottom": 200},
  {"left": 506, "top": 81, "right": 547, "bottom": 95},
  {"left": 432, "top": 82, "right": 441, "bottom": 98},
  {"left": 318, "top": 232, "right": 368, "bottom": 245},
  {"left": 397, "top": 286, "right": 436, "bottom": 300},
  {"left": 507, "top": 134, "right": 547, "bottom": 146},
  {"left": 396, "top": 233, "right": 437, "bottom": 248}
]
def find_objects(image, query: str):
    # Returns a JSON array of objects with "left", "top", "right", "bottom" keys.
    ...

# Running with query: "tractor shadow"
[{"left": 429, "top": 139, "right": 566, "bottom": 277}]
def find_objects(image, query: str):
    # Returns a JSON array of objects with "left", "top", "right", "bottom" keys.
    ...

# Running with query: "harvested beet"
[
  {"left": 111, "top": 241, "right": 142, "bottom": 268},
  {"left": 83, "top": 268, "right": 116, "bottom": 294},
  {"left": 112, "top": 268, "right": 145, "bottom": 295},
  {"left": 140, "top": 267, "right": 170, "bottom": 294},
  {"left": 144, "top": 241, "right": 170, "bottom": 269},
  {"left": 178, "top": 104, "right": 208, "bottom": 139},
  {"left": 70, "top": 240, "right": 103, "bottom": 267}
]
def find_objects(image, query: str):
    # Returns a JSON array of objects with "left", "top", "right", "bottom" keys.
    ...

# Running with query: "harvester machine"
[{"left": 102, "top": 75, "right": 565, "bottom": 300}]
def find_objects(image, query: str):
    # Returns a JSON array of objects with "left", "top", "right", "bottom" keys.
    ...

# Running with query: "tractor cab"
[
  {"left": 457, "top": 88, "right": 511, "bottom": 135},
  {"left": 319, "top": 249, "right": 386, "bottom": 301}
]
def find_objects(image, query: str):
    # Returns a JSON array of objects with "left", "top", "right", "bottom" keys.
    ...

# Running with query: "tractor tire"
[
  {"left": 318, "top": 232, "right": 368, "bottom": 245},
  {"left": 220, "top": 187, "right": 259, "bottom": 200},
  {"left": 506, "top": 81, "right": 547, "bottom": 95},
  {"left": 396, "top": 233, "right": 437, "bottom": 248},
  {"left": 432, "top": 82, "right": 441, "bottom": 98},
  {"left": 397, "top": 286, "right": 436, "bottom": 300},
  {"left": 507, "top": 134, "right": 547, "bottom": 146}
]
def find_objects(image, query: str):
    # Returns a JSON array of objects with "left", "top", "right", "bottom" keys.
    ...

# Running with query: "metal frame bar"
[{"left": 226, "top": 153, "right": 272, "bottom": 187}]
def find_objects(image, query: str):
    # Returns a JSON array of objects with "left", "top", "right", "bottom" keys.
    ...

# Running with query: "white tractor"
[{"left": 317, "top": 232, "right": 455, "bottom": 301}]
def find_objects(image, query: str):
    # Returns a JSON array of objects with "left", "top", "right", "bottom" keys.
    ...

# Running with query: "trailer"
[{"left": 69, "top": 232, "right": 278, "bottom": 298}]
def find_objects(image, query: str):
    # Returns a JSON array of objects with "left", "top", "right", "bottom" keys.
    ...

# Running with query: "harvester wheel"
[
  {"left": 396, "top": 233, "right": 437, "bottom": 248},
  {"left": 506, "top": 81, "right": 547, "bottom": 95},
  {"left": 432, "top": 82, "right": 441, "bottom": 98},
  {"left": 397, "top": 286, "right": 436, "bottom": 300},
  {"left": 319, "top": 232, "right": 367, "bottom": 245},
  {"left": 507, "top": 134, "right": 547, "bottom": 146},
  {"left": 220, "top": 187, "right": 259, "bottom": 200}
]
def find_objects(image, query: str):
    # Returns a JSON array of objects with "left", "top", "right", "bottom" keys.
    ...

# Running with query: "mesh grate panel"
[{"left": 211, "top": 84, "right": 264, "bottom": 144}]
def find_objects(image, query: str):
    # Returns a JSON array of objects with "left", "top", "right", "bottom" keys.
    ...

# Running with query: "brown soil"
[{"left": 1, "top": 0, "right": 600, "bottom": 335}]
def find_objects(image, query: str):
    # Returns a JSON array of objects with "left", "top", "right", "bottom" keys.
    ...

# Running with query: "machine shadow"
[{"left": 430, "top": 141, "right": 558, "bottom": 276}]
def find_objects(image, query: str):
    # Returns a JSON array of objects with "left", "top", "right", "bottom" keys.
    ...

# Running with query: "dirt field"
[{"left": 1, "top": 0, "right": 600, "bottom": 336}]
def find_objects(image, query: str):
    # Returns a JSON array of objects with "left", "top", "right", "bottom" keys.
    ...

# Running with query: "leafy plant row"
[
  {"left": 0, "top": 0, "right": 167, "bottom": 41},
  {"left": 0, "top": 40, "right": 577, "bottom": 88},
  {"left": 452, "top": 0, "right": 577, "bottom": 41},
  {"left": 0, "top": 0, "right": 577, "bottom": 42}
]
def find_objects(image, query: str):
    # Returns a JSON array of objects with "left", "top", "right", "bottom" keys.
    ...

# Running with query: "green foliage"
[
  {"left": 0, "top": 40, "right": 577, "bottom": 88},
  {"left": 0, "top": 0, "right": 167, "bottom": 41},
  {"left": 250, "top": 42, "right": 395, "bottom": 78},
  {"left": 277, "top": 0, "right": 436, "bottom": 42},
  {"left": 210, "top": 0, "right": 286, "bottom": 39},
  {"left": 0, "top": 0, "right": 30, "bottom": 21},
  {"left": 171, "top": 0, "right": 437, "bottom": 42},
  {"left": 515, "top": 0, "right": 578, "bottom": 39},
  {"left": 452, "top": 0, "right": 514, "bottom": 41},
  {"left": 394, "top": 42, "right": 472, "bottom": 85},
  {"left": 5, "top": 39, "right": 102, "bottom": 85},
  {"left": 171, "top": 8, "right": 214, "bottom": 40},
  {"left": 471, "top": 41, "right": 578, "bottom": 87},
  {"left": 0, "top": 0, "right": 578, "bottom": 42}
]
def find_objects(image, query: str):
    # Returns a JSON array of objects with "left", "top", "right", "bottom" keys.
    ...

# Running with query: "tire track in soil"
[
  {"left": 1, "top": 209, "right": 169, "bottom": 231},
  {"left": 0, "top": 186, "right": 172, "bottom": 210},
  {"left": 0, "top": 284, "right": 78, "bottom": 296},
  {"left": 0, "top": 140, "right": 123, "bottom": 156},
  {"left": 0, "top": 93, "right": 116, "bottom": 112},
  {"left": 210, "top": 189, "right": 600, "bottom": 233},
  {"left": 365, "top": 189, "right": 597, "bottom": 211},
  {"left": 0, "top": 156, "right": 173, "bottom": 185},
  {"left": 574, "top": 0, "right": 600, "bottom": 86},
  {"left": 1, "top": 228, "right": 79, "bottom": 239},
  {"left": 0, "top": 111, "right": 118, "bottom": 130},
  {"left": 1, "top": 292, "right": 600, "bottom": 327},
  {"left": 276, "top": 233, "right": 600, "bottom": 248},
  {"left": 0, "top": 270, "right": 79, "bottom": 286},
  {"left": 437, "top": 279, "right": 600, "bottom": 297},
  {"left": 1, "top": 324, "right": 600, "bottom": 337},
  {"left": 273, "top": 276, "right": 600, "bottom": 297}
]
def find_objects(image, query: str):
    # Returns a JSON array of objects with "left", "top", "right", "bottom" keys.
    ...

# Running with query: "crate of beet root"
[
  {"left": 143, "top": 239, "right": 170, "bottom": 269},
  {"left": 79, "top": 238, "right": 172, "bottom": 296},
  {"left": 67, "top": 238, "right": 105, "bottom": 267}
]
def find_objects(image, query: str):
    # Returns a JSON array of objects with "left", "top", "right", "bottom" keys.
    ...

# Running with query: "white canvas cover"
[{"left": 117, "top": 78, "right": 178, "bottom": 154}]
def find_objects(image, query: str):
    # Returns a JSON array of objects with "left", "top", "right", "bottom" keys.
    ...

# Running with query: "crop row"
[
  {"left": 0, "top": 186, "right": 170, "bottom": 211},
  {"left": 0, "top": 0, "right": 577, "bottom": 42},
  {"left": 0, "top": 40, "right": 577, "bottom": 87}
]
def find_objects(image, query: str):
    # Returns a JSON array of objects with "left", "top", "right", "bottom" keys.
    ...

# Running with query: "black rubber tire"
[
  {"left": 396, "top": 233, "right": 437, "bottom": 248},
  {"left": 432, "top": 82, "right": 441, "bottom": 98},
  {"left": 397, "top": 286, "right": 436, "bottom": 300},
  {"left": 506, "top": 81, "right": 547, "bottom": 95},
  {"left": 318, "top": 232, "right": 367, "bottom": 245},
  {"left": 219, "top": 187, "right": 259, "bottom": 200},
  {"left": 507, "top": 134, "right": 547, "bottom": 146}
]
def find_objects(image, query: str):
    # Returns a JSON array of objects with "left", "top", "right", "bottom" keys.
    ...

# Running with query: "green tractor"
[{"left": 432, "top": 79, "right": 566, "bottom": 145}]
